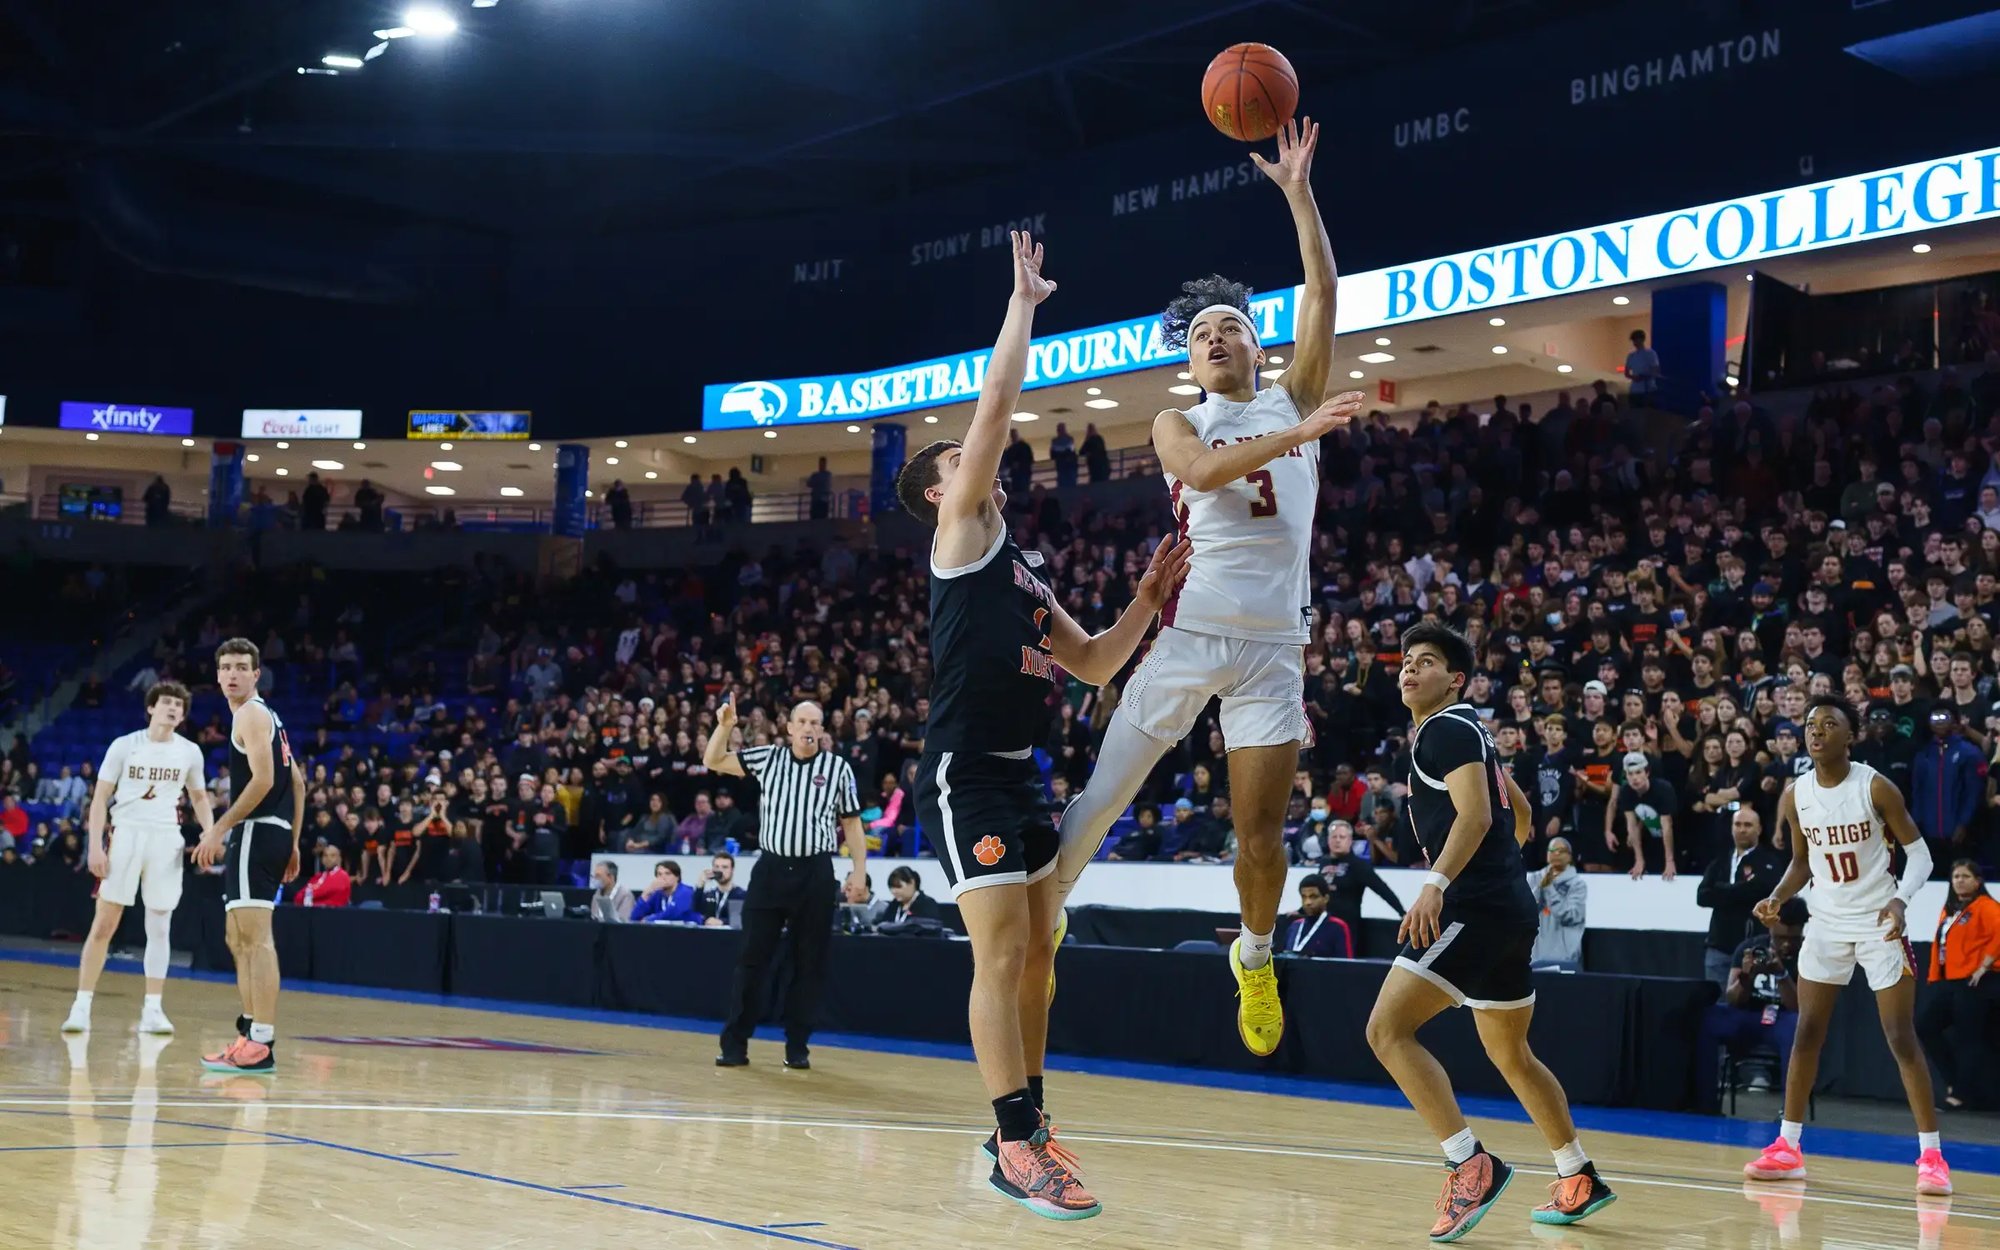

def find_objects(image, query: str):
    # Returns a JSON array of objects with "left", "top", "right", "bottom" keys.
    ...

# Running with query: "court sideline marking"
[
  {"left": 0, "top": 1105, "right": 861, "bottom": 1250},
  {"left": 1, "top": 1097, "right": 1988, "bottom": 1224}
]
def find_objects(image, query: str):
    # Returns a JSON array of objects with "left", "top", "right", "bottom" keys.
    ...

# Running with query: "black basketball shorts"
[
  {"left": 223, "top": 818, "right": 295, "bottom": 912},
  {"left": 916, "top": 749, "right": 1057, "bottom": 899},
  {"left": 1393, "top": 908, "right": 1538, "bottom": 1011}
]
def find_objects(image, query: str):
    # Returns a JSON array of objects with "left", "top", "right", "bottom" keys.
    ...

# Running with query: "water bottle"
[
  {"left": 303, "top": 884, "right": 315, "bottom": 907},
  {"left": 427, "top": 891, "right": 441, "bottom": 914},
  {"left": 725, "top": 837, "right": 739, "bottom": 856}
]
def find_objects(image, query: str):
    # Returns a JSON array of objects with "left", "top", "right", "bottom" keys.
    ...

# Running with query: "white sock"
[
  {"left": 1780, "top": 1119, "right": 1804, "bottom": 1149},
  {"left": 73, "top": 990, "right": 93, "bottom": 1008},
  {"left": 1920, "top": 1130, "right": 1941, "bottom": 1153},
  {"left": 1553, "top": 1139, "right": 1589, "bottom": 1177},
  {"left": 249, "top": 1023, "right": 275, "bottom": 1044},
  {"left": 143, "top": 994, "right": 162, "bottom": 1011},
  {"left": 1442, "top": 1127, "right": 1478, "bottom": 1166},
  {"left": 1239, "top": 927, "right": 1275, "bottom": 970}
]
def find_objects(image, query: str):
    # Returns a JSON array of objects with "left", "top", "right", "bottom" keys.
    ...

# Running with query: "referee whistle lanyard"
[{"left": 1291, "top": 912, "right": 1327, "bottom": 954}]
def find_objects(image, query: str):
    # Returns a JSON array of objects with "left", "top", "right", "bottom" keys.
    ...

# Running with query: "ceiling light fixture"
[
  {"left": 275, "top": 467, "right": 289, "bottom": 477},
  {"left": 322, "top": 53, "right": 364, "bottom": 69},
  {"left": 246, "top": 453, "right": 260, "bottom": 462},
  {"left": 682, "top": 435, "right": 697, "bottom": 444},
  {"left": 374, "top": 26, "right": 416, "bottom": 39},
  {"left": 1491, "top": 345, "right": 1508, "bottom": 354},
  {"left": 614, "top": 440, "right": 629, "bottom": 448},
  {"left": 923, "top": 415, "right": 939, "bottom": 424},
  {"left": 1086, "top": 387, "right": 1102, "bottom": 396},
  {"left": 1556, "top": 364, "right": 1574, "bottom": 374},
  {"left": 365, "top": 42, "right": 390, "bottom": 61},
  {"left": 1011, "top": 412, "right": 1038, "bottom": 423},
  {"left": 426, "top": 485, "right": 456, "bottom": 496},
  {"left": 605, "top": 457, "right": 619, "bottom": 465},
  {"left": 1612, "top": 295, "right": 1631, "bottom": 306},
  {"left": 181, "top": 438, "right": 196, "bottom": 447},
  {"left": 438, "top": 441, "right": 453, "bottom": 451},
  {"left": 1374, "top": 337, "right": 1391, "bottom": 346},
  {"left": 1176, "top": 371, "right": 1193, "bottom": 381},
  {"left": 275, "top": 441, "right": 290, "bottom": 449},
  {"left": 353, "top": 441, "right": 366, "bottom": 451},
  {"left": 1267, "top": 355, "right": 1285, "bottom": 364},
  {"left": 1349, "top": 370, "right": 1365, "bottom": 379},
  {"left": 1358, "top": 351, "right": 1396, "bottom": 364},
  {"left": 403, "top": 6, "right": 458, "bottom": 37},
  {"left": 1912, "top": 242, "right": 1932, "bottom": 254},
  {"left": 311, "top": 460, "right": 344, "bottom": 471},
  {"left": 85, "top": 432, "right": 99, "bottom": 441},
  {"left": 527, "top": 442, "right": 542, "bottom": 451},
  {"left": 846, "top": 424, "right": 862, "bottom": 433},
  {"left": 1489, "top": 317, "right": 1506, "bottom": 327},
  {"left": 1085, "top": 398, "right": 1119, "bottom": 409},
  {"left": 431, "top": 460, "right": 463, "bottom": 471},
  {"left": 763, "top": 430, "right": 777, "bottom": 439},
  {"left": 500, "top": 486, "right": 524, "bottom": 497},
  {"left": 1167, "top": 384, "right": 1202, "bottom": 396},
  {"left": 644, "top": 471, "right": 658, "bottom": 480},
  {"left": 1725, "top": 374, "right": 1741, "bottom": 387}
]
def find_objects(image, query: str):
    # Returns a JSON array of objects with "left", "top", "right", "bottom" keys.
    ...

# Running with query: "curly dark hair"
[{"left": 1160, "top": 274, "right": 1254, "bottom": 350}]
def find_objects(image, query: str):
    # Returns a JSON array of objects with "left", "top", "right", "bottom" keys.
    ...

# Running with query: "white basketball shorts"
[
  {"left": 1798, "top": 924, "right": 1916, "bottom": 992},
  {"left": 99, "top": 822, "right": 186, "bottom": 911},
  {"left": 1119, "top": 626, "right": 1306, "bottom": 750}
]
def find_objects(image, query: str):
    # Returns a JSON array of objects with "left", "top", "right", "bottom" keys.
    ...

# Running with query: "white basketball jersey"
[
  {"left": 1162, "top": 384, "right": 1317, "bottom": 644},
  {"left": 98, "top": 731, "right": 203, "bottom": 828},
  {"left": 1793, "top": 761, "right": 1895, "bottom": 937}
]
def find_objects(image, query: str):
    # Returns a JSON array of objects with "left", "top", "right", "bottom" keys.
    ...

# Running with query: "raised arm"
[
  {"left": 704, "top": 696, "right": 746, "bottom": 778},
  {"left": 934, "top": 233, "right": 1056, "bottom": 549},
  {"left": 1251, "top": 117, "right": 1336, "bottom": 408},
  {"left": 1045, "top": 536, "right": 1191, "bottom": 686},
  {"left": 1152, "top": 390, "right": 1363, "bottom": 492}
]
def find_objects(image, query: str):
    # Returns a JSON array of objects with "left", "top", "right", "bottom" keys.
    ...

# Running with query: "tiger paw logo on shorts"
[{"left": 972, "top": 835, "right": 1006, "bottom": 867}]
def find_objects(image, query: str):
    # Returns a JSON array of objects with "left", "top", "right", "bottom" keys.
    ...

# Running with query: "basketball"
[{"left": 1201, "top": 43, "right": 1298, "bottom": 142}]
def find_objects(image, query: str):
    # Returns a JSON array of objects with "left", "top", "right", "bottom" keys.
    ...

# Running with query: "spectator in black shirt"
[
  {"left": 1695, "top": 897, "right": 1806, "bottom": 1112},
  {"left": 1613, "top": 752, "right": 1679, "bottom": 880},
  {"left": 1110, "top": 804, "right": 1161, "bottom": 862},
  {"left": 354, "top": 479, "right": 385, "bottom": 531},
  {"left": 1080, "top": 423, "right": 1110, "bottom": 483},
  {"left": 301, "top": 472, "right": 331, "bottom": 530},
  {"left": 1317, "top": 818, "right": 1403, "bottom": 957},
  {"left": 881, "top": 864, "right": 941, "bottom": 925},
  {"left": 1853, "top": 705, "right": 1916, "bottom": 796},
  {"left": 1695, "top": 807, "right": 1786, "bottom": 987}
]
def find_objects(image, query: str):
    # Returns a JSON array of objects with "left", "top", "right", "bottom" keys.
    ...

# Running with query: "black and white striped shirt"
[{"left": 738, "top": 744, "right": 859, "bottom": 858}]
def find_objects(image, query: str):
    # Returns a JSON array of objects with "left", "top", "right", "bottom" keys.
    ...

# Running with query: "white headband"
[{"left": 1189, "top": 303, "right": 1258, "bottom": 347}]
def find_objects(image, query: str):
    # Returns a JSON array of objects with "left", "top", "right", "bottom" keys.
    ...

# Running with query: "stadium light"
[
  {"left": 374, "top": 27, "right": 416, "bottom": 40},
  {"left": 1556, "top": 364, "right": 1574, "bottom": 373},
  {"left": 322, "top": 53, "right": 364, "bottom": 69},
  {"left": 846, "top": 425, "right": 862, "bottom": 433},
  {"left": 181, "top": 438, "right": 196, "bottom": 447},
  {"left": 1167, "top": 384, "right": 1201, "bottom": 396},
  {"left": 1011, "top": 412, "right": 1038, "bottom": 422},
  {"left": 762, "top": 430, "right": 777, "bottom": 439},
  {"left": 1358, "top": 351, "right": 1395, "bottom": 364},
  {"left": 312, "top": 460, "right": 344, "bottom": 471},
  {"left": 500, "top": 486, "right": 524, "bottom": 497},
  {"left": 681, "top": 435, "right": 697, "bottom": 444},
  {"left": 426, "top": 485, "right": 456, "bottom": 496},
  {"left": 1349, "top": 370, "right": 1364, "bottom": 379},
  {"left": 403, "top": 6, "right": 458, "bottom": 36},
  {"left": 528, "top": 442, "right": 542, "bottom": 451},
  {"left": 1085, "top": 398, "right": 1119, "bottom": 409},
  {"left": 1374, "top": 337, "right": 1391, "bottom": 346},
  {"left": 431, "top": 460, "right": 463, "bottom": 471},
  {"left": 605, "top": 456, "right": 619, "bottom": 465}
]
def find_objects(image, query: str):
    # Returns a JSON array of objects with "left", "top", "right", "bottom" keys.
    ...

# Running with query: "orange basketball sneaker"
[
  {"left": 201, "top": 1036, "right": 275, "bottom": 1074},
  {"left": 989, "top": 1127, "right": 1100, "bottom": 1221},
  {"left": 1430, "top": 1150, "right": 1513, "bottom": 1242}
]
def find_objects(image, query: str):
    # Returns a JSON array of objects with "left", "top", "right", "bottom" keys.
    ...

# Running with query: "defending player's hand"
[
  {"left": 1296, "top": 391, "right": 1365, "bottom": 441},
  {"left": 1134, "top": 536, "right": 1193, "bottom": 614},
  {"left": 1010, "top": 231, "right": 1057, "bottom": 305},
  {"left": 1398, "top": 884, "right": 1444, "bottom": 949},
  {"left": 193, "top": 827, "right": 227, "bottom": 869},
  {"left": 1877, "top": 896, "right": 1907, "bottom": 942},
  {"left": 1249, "top": 116, "right": 1318, "bottom": 191},
  {"left": 1751, "top": 895, "right": 1782, "bottom": 929}
]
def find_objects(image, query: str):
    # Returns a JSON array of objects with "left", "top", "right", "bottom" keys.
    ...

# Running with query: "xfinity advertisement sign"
[
  {"left": 240, "top": 409, "right": 363, "bottom": 440},
  {"left": 59, "top": 401, "right": 195, "bottom": 437},
  {"left": 702, "top": 143, "right": 2000, "bottom": 430}
]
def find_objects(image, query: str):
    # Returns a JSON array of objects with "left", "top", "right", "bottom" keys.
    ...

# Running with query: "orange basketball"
[{"left": 1201, "top": 43, "right": 1298, "bottom": 142}]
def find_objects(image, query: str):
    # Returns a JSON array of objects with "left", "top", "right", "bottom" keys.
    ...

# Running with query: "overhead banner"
[
  {"left": 408, "top": 410, "right": 532, "bottom": 440},
  {"left": 241, "top": 409, "right": 363, "bottom": 440},
  {"left": 702, "top": 144, "right": 2000, "bottom": 430},
  {"left": 59, "top": 401, "right": 195, "bottom": 437}
]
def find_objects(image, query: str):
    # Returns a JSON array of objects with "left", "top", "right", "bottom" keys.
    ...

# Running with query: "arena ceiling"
[{"left": 0, "top": 0, "right": 1603, "bottom": 237}]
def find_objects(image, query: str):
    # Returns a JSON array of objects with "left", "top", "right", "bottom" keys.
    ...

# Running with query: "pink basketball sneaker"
[{"left": 1743, "top": 1137, "right": 1805, "bottom": 1181}]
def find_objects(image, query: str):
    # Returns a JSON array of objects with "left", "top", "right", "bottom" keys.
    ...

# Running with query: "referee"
[{"left": 705, "top": 695, "right": 867, "bottom": 1070}]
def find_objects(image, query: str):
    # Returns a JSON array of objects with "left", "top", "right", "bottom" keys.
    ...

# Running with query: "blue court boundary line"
[
  {"left": 0, "top": 1104, "right": 860, "bottom": 1250},
  {"left": 7, "top": 946, "right": 1995, "bottom": 1175},
  {"left": 0, "top": 1140, "right": 307, "bottom": 1155}
]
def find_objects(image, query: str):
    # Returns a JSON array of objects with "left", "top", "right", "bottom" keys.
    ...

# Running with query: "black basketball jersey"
[
  {"left": 228, "top": 697, "right": 295, "bottom": 823},
  {"left": 1407, "top": 703, "right": 1536, "bottom": 922},
  {"left": 925, "top": 525, "right": 1059, "bottom": 754}
]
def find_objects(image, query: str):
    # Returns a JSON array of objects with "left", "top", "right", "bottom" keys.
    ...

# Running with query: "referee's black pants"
[{"left": 719, "top": 853, "right": 837, "bottom": 1057}]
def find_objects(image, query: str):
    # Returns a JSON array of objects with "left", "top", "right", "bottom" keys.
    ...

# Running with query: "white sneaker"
[
  {"left": 60, "top": 1001, "right": 91, "bottom": 1034},
  {"left": 137, "top": 1005, "right": 174, "bottom": 1036}
]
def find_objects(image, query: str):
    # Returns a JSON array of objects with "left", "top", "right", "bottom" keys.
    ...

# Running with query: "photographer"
[
  {"left": 1694, "top": 896, "right": 1806, "bottom": 1113},
  {"left": 696, "top": 851, "right": 747, "bottom": 927}
]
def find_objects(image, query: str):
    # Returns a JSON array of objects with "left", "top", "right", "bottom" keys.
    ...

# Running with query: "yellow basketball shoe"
[
  {"left": 1229, "top": 937, "right": 1283, "bottom": 1056},
  {"left": 1048, "top": 907, "right": 1069, "bottom": 1007}
]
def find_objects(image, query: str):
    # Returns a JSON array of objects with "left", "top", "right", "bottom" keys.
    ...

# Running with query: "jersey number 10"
[{"left": 1822, "top": 851, "right": 1860, "bottom": 883}]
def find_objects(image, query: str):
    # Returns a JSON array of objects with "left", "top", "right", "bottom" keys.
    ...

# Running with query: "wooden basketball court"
[{"left": 0, "top": 954, "right": 1990, "bottom": 1249}]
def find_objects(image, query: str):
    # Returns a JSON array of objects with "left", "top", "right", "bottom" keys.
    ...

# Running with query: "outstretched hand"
[
  {"left": 1011, "top": 231, "right": 1057, "bottom": 305},
  {"left": 1297, "top": 391, "right": 1365, "bottom": 441},
  {"left": 1250, "top": 116, "right": 1318, "bottom": 191},
  {"left": 1134, "top": 536, "right": 1194, "bottom": 614}
]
